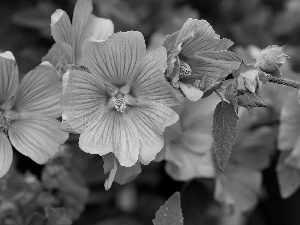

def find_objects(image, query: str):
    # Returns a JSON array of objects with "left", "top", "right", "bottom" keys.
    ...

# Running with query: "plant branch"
[{"left": 267, "top": 74, "right": 300, "bottom": 89}]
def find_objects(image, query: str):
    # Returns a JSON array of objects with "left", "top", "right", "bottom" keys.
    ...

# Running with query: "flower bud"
[
  {"left": 236, "top": 69, "right": 261, "bottom": 94},
  {"left": 254, "top": 45, "right": 288, "bottom": 76}
]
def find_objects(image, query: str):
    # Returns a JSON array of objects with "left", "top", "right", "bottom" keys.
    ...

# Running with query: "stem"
[
  {"left": 214, "top": 90, "right": 224, "bottom": 101},
  {"left": 267, "top": 74, "right": 300, "bottom": 89}
]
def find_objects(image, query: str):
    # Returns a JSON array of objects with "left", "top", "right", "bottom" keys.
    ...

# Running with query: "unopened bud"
[
  {"left": 236, "top": 69, "right": 261, "bottom": 94},
  {"left": 254, "top": 45, "right": 288, "bottom": 76}
]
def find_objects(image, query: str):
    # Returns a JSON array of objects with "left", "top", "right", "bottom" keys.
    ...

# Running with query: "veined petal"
[
  {"left": 0, "top": 51, "right": 19, "bottom": 106},
  {"left": 8, "top": 115, "right": 69, "bottom": 164},
  {"left": 79, "top": 111, "right": 140, "bottom": 167},
  {"left": 61, "top": 69, "right": 107, "bottom": 132},
  {"left": 131, "top": 47, "right": 181, "bottom": 107},
  {"left": 0, "top": 132, "right": 13, "bottom": 178},
  {"left": 175, "top": 19, "right": 218, "bottom": 49},
  {"left": 51, "top": 9, "right": 74, "bottom": 64},
  {"left": 51, "top": 9, "right": 72, "bottom": 46},
  {"left": 13, "top": 62, "right": 62, "bottom": 118},
  {"left": 72, "top": 0, "right": 93, "bottom": 63},
  {"left": 182, "top": 38, "right": 233, "bottom": 58},
  {"left": 185, "top": 51, "right": 240, "bottom": 91},
  {"left": 82, "top": 31, "right": 146, "bottom": 85},
  {"left": 90, "top": 16, "right": 114, "bottom": 41},
  {"left": 129, "top": 102, "right": 179, "bottom": 165}
]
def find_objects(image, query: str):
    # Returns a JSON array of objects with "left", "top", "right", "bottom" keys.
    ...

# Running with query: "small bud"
[
  {"left": 254, "top": 45, "right": 288, "bottom": 76},
  {"left": 236, "top": 69, "right": 261, "bottom": 94}
]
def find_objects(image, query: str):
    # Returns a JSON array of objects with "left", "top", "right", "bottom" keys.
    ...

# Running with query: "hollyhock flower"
[
  {"left": 44, "top": 0, "right": 114, "bottom": 67},
  {"left": 62, "top": 31, "right": 180, "bottom": 168},
  {"left": 161, "top": 94, "right": 219, "bottom": 181},
  {"left": 163, "top": 18, "right": 241, "bottom": 101},
  {"left": 0, "top": 52, "right": 68, "bottom": 178}
]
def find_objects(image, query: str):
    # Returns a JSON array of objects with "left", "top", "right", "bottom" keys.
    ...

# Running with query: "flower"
[
  {"left": 42, "top": 0, "right": 114, "bottom": 88},
  {"left": 61, "top": 31, "right": 181, "bottom": 167},
  {"left": 163, "top": 18, "right": 241, "bottom": 101},
  {"left": 45, "top": 0, "right": 114, "bottom": 66},
  {"left": 0, "top": 52, "right": 69, "bottom": 178},
  {"left": 161, "top": 94, "right": 219, "bottom": 181}
]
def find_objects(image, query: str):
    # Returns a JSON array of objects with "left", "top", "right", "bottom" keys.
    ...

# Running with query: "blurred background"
[{"left": 1, "top": 0, "right": 300, "bottom": 225}]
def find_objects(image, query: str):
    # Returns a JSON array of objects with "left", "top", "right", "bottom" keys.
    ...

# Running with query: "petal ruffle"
[
  {"left": 132, "top": 46, "right": 181, "bottom": 107},
  {"left": 61, "top": 69, "right": 107, "bottom": 132},
  {"left": 129, "top": 102, "right": 179, "bottom": 165},
  {"left": 13, "top": 62, "right": 62, "bottom": 118},
  {"left": 79, "top": 111, "right": 140, "bottom": 167},
  {"left": 82, "top": 31, "right": 146, "bottom": 85},
  {"left": 0, "top": 51, "right": 19, "bottom": 107},
  {"left": 8, "top": 115, "right": 69, "bottom": 164},
  {"left": 0, "top": 132, "right": 13, "bottom": 178}
]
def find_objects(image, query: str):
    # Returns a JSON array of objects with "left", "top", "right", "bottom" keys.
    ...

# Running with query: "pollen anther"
[
  {"left": 179, "top": 62, "right": 192, "bottom": 77},
  {"left": 114, "top": 98, "right": 126, "bottom": 112}
]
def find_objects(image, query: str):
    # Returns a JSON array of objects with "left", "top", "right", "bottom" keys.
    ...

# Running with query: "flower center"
[
  {"left": 179, "top": 62, "right": 192, "bottom": 77},
  {"left": 114, "top": 98, "right": 126, "bottom": 112},
  {"left": 0, "top": 110, "right": 12, "bottom": 132}
]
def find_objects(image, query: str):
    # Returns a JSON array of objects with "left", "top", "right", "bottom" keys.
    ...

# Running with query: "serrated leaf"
[
  {"left": 212, "top": 101, "right": 239, "bottom": 170},
  {"left": 153, "top": 192, "right": 184, "bottom": 225}
]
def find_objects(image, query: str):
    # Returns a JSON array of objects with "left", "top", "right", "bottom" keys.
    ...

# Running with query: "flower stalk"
[{"left": 267, "top": 74, "right": 300, "bottom": 89}]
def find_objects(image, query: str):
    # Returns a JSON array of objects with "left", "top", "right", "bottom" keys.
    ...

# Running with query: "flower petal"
[
  {"left": 0, "top": 51, "right": 19, "bottom": 107},
  {"left": 13, "top": 62, "right": 62, "bottom": 118},
  {"left": 8, "top": 116, "right": 69, "bottom": 164},
  {"left": 186, "top": 51, "right": 240, "bottom": 91},
  {"left": 103, "top": 153, "right": 141, "bottom": 186},
  {"left": 215, "top": 167, "right": 262, "bottom": 211},
  {"left": 51, "top": 9, "right": 72, "bottom": 46},
  {"left": 51, "top": 9, "right": 74, "bottom": 64},
  {"left": 90, "top": 16, "right": 114, "bottom": 41},
  {"left": 61, "top": 69, "right": 107, "bottom": 132},
  {"left": 129, "top": 102, "right": 179, "bottom": 165},
  {"left": 79, "top": 111, "right": 140, "bottom": 167},
  {"left": 162, "top": 31, "right": 179, "bottom": 51},
  {"left": 0, "top": 132, "right": 13, "bottom": 178},
  {"left": 179, "top": 82, "right": 204, "bottom": 101},
  {"left": 165, "top": 143, "right": 215, "bottom": 181},
  {"left": 278, "top": 90, "right": 300, "bottom": 151},
  {"left": 42, "top": 43, "right": 68, "bottom": 78},
  {"left": 82, "top": 31, "right": 146, "bottom": 85},
  {"left": 131, "top": 46, "right": 181, "bottom": 107}
]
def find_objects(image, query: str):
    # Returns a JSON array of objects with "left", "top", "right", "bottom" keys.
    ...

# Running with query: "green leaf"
[
  {"left": 277, "top": 152, "right": 300, "bottom": 198},
  {"left": 153, "top": 192, "right": 184, "bottom": 225},
  {"left": 212, "top": 101, "right": 239, "bottom": 170},
  {"left": 237, "top": 92, "right": 268, "bottom": 108}
]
